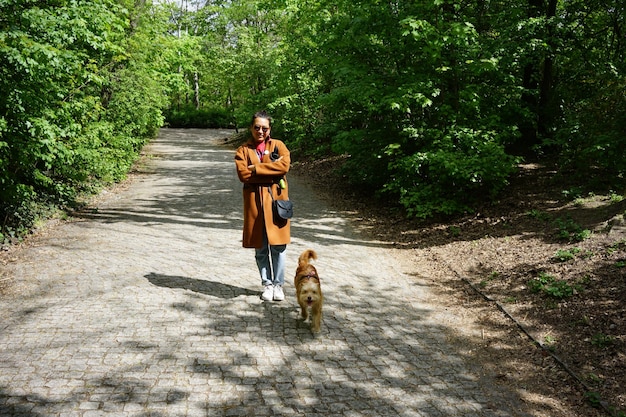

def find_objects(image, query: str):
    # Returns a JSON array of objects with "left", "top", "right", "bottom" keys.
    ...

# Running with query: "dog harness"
[{"left": 297, "top": 272, "right": 319, "bottom": 284}]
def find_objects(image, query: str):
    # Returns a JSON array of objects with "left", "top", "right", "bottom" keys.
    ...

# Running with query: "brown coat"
[{"left": 235, "top": 138, "right": 291, "bottom": 248}]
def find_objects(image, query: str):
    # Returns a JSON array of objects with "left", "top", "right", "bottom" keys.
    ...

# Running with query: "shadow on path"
[
  {"left": 146, "top": 272, "right": 258, "bottom": 299},
  {"left": 0, "top": 128, "right": 553, "bottom": 417}
]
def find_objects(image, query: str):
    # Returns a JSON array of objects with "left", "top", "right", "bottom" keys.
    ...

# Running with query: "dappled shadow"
[
  {"left": 142, "top": 270, "right": 532, "bottom": 416},
  {"left": 1, "top": 267, "right": 537, "bottom": 415},
  {"left": 73, "top": 131, "right": 245, "bottom": 232},
  {"left": 289, "top": 145, "right": 623, "bottom": 415},
  {"left": 313, "top": 161, "right": 626, "bottom": 252},
  {"left": 0, "top": 389, "right": 47, "bottom": 416},
  {"left": 0, "top": 129, "right": 588, "bottom": 416},
  {"left": 146, "top": 272, "right": 258, "bottom": 299},
  {"left": 71, "top": 129, "right": 398, "bottom": 250},
  {"left": 404, "top": 233, "right": 624, "bottom": 416},
  {"left": 0, "top": 375, "right": 189, "bottom": 416},
  {"left": 367, "top": 198, "right": 626, "bottom": 251}
]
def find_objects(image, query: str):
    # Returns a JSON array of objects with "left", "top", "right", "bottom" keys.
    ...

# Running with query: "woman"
[{"left": 235, "top": 111, "right": 291, "bottom": 301}]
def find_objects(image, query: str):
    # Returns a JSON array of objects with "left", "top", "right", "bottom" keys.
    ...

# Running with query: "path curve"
[{"left": 1, "top": 129, "right": 529, "bottom": 416}]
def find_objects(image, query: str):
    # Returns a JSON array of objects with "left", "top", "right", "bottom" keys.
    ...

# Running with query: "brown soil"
[{"left": 290, "top": 156, "right": 626, "bottom": 417}]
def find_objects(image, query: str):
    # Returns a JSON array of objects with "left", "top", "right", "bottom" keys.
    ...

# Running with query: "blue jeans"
[{"left": 255, "top": 232, "right": 286, "bottom": 287}]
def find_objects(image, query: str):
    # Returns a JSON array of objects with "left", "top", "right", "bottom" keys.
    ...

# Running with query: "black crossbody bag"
[{"left": 268, "top": 186, "right": 293, "bottom": 220}]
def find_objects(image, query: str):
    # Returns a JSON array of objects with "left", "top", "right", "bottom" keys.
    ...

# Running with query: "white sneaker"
[
  {"left": 273, "top": 285, "right": 285, "bottom": 301},
  {"left": 261, "top": 285, "right": 274, "bottom": 301}
]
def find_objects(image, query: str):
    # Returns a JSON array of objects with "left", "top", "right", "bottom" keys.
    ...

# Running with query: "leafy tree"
[
  {"left": 549, "top": 0, "right": 626, "bottom": 180},
  {"left": 265, "top": 0, "right": 624, "bottom": 216},
  {"left": 0, "top": 0, "right": 168, "bottom": 240},
  {"left": 266, "top": 0, "right": 518, "bottom": 217},
  {"left": 4, "top": 0, "right": 623, "bottom": 238}
]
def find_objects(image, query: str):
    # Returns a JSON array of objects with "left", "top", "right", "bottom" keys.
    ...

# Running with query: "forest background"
[{"left": 1, "top": 0, "right": 624, "bottom": 242}]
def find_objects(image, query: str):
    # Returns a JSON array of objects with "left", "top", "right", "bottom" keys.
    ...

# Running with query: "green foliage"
[
  {"left": 4, "top": 0, "right": 625, "bottom": 235},
  {"left": 279, "top": 0, "right": 522, "bottom": 218},
  {"left": 584, "top": 391, "right": 603, "bottom": 409},
  {"left": 0, "top": 0, "right": 169, "bottom": 239},
  {"left": 528, "top": 272, "right": 580, "bottom": 299},
  {"left": 382, "top": 128, "right": 518, "bottom": 218},
  {"left": 168, "top": 0, "right": 624, "bottom": 221},
  {"left": 447, "top": 226, "right": 461, "bottom": 237},
  {"left": 543, "top": 334, "right": 557, "bottom": 351},
  {"left": 548, "top": 2, "right": 626, "bottom": 184},
  {"left": 554, "top": 216, "right": 592, "bottom": 242},
  {"left": 552, "top": 248, "right": 580, "bottom": 262},
  {"left": 479, "top": 271, "right": 500, "bottom": 288},
  {"left": 590, "top": 333, "right": 615, "bottom": 348},
  {"left": 527, "top": 209, "right": 552, "bottom": 222},
  {"left": 609, "top": 192, "right": 624, "bottom": 203},
  {"left": 164, "top": 106, "right": 233, "bottom": 128}
]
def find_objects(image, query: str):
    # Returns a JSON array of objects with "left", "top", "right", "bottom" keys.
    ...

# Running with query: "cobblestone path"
[{"left": 0, "top": 129, "right": 530, "bottom": 416}]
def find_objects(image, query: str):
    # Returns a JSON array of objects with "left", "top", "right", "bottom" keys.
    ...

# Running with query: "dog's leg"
[
  {"left": 311, "top": 305, "right": 322, "bottom": 333},
  {"left": 298, "top": 296, "right": 309, "bottom": 321},
  {"left": 299, "top": 301, "right": 309, "bottom": 321}
]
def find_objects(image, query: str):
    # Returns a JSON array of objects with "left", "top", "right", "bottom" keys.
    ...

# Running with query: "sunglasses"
[{"left": 253, "top": 125, "right": 270, "bottom": 133}]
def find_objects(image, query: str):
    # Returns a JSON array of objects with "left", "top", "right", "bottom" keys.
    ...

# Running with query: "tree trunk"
[
  {"left": 537, "top": 0, "right": 558, "bottom": 138},
  {"left": 194, "top": 72, "right": 200, "bottom": 109},
  {"left": 518, "top": 0, "right": 557, "bottom": 153}
]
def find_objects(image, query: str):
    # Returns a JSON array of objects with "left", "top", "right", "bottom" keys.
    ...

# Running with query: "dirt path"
[{"left": 0, "top": 128, "right": 604, "bottom": 416}]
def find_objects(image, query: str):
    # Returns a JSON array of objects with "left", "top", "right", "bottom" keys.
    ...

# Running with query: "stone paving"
[{"left": 0, "top": 129, "right": 531, "bottom": 416}]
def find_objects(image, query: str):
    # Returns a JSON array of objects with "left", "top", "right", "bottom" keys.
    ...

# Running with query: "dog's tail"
[{"left": 298, "top": 249, "right": 317, "bottom": 266}]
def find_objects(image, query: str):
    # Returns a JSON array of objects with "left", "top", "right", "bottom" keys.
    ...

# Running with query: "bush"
[
  {"left": 164, "top": 106, "right": 234, "bottom": 128},
  {"left": 384, "top": 127, "right": 518, "bottom": 218}
]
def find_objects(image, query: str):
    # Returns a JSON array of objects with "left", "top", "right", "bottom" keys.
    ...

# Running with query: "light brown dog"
[{"left": 294, "top": 249, "right": 323, "bottom": 333}]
